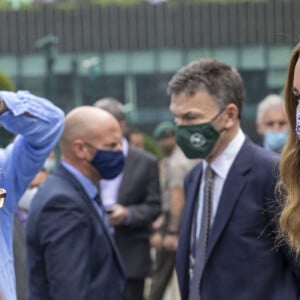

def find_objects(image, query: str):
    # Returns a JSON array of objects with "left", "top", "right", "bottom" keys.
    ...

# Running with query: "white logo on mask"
[{"left": 190, "top": 133, "right": 206, "bottom": 148}]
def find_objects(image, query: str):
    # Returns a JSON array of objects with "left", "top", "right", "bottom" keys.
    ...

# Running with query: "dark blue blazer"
[
  {"left": 26, "top": 165, "right": 126, "bottom": 300},
  {"left": 176, "top": 138, "right": 300, "bottom": 300}
]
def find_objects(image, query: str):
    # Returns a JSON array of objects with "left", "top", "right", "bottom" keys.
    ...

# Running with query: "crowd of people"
[{"left": 1, "top": 42, "right": 300, "bottom": 300}]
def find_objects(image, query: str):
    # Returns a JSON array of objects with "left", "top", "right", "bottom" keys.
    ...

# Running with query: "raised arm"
[{"left": 0, "top": 91, "right": 64, "bottom": 213}]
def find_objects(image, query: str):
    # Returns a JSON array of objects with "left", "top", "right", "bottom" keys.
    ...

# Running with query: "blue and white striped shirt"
[{"left": 0, "top": 91, "right": 64, "bottom": 300}]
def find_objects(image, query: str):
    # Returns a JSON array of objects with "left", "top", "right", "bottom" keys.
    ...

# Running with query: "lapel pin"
[{"left": 0, "top": 188, "right": 7, "bottom": 208}]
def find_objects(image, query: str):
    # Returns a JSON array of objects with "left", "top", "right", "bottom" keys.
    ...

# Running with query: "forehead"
[
  {"left": 130, "top": 133, "right": 143, "bottom": 140},
  {"left": 170, "top": 90, "right": 219, "bottom": 115},
  {"left": 262, "top": 106, "right": 286, "bottom": 120},
  {"left": 93, "top": 121, "right": 122, "bottom": 143}
]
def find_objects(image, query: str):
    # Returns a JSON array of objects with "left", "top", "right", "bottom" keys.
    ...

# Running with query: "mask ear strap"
[
  {"left": 211, "top": 108, "right": 227, "bottom": 135},
  {"left": 211, "top": 108, "right": 225, "bottom": 122}
]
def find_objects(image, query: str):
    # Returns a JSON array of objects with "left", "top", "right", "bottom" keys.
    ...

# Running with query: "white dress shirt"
[
  {"left": 195, "top": 129, "right": 246, "bottom": 240},
  {"left": 100, "top": 138, "right": 129, "bottom": 209}
]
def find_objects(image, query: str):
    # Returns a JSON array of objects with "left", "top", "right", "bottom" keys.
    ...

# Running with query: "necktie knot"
[
  {"left": 205, "top": 165, "right": 215, "bottom": 184},
  {"left": 94, "top": 194, "right": 102, "bottom": 206},
  {"left": 93, "top": 193, "right": 111, "bottom": 230}
]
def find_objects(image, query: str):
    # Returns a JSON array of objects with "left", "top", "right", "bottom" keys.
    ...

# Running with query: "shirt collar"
[
  {"left": 61, "top": 161, "right": 98, "bottom": 199},
  {"left": 208, "top": 129, "right": 245, "bottom": 179}
]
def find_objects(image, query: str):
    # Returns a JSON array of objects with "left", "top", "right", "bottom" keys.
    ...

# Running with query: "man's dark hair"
[{"left": 168, "top": 58, "right": 245, "bottom": 116}]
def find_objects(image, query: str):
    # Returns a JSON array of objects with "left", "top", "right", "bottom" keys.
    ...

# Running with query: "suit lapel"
[
  {"left": 177, "top": 163, "right": 203, "bottom": 298},
  {"left": 81, "top": 190, "right": 126, "bottom": 275},
  {"left": 56, "top": 165, "right": 126, "bottom": 275},
  {"left": 205, "top": 138, "right": 253, "bottom": 263}
]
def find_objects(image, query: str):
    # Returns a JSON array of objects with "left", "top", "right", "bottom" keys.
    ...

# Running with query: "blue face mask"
[
  {"left": 89, "top": 146, "right": 125, "bottom": 180},
  {"left": 263, "top": 130, "right": 288, "bottom": 153}
]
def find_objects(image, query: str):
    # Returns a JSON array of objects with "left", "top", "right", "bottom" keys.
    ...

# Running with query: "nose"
[{"left": 272, "top": 122, "right": 281, "bottom": 131}]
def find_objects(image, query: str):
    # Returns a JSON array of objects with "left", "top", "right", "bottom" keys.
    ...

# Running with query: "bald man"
[{"left": 26, "top": 106, "right": 126, "bottom": 300}]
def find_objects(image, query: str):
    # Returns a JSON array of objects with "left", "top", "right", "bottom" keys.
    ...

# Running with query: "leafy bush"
[
  {"left": 0, "top": 72, "right": 16, "bottom": 91},
  {"left": 143, "top": 134, "right": 163, "bottom": 160}
]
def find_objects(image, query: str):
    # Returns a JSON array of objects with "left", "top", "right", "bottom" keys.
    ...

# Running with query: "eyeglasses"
[{"left": 0, "top": 188, "right": 7, "bottom": 208}]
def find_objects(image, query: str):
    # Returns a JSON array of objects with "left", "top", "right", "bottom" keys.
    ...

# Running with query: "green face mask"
[{"left": 175, "top": 111, "right": 223, "bottom": 159}]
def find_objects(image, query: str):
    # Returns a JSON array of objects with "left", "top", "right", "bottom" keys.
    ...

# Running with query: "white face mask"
[
  {"left": 43, "top": 158, "right": 56, "bottom": 173},
  {"left": 18, "top": 187, "right": 38, "bottom": 211}
]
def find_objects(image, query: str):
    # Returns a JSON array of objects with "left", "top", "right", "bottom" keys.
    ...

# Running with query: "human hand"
[
  {"left": 150, "top": 232, "right": 163, "bottom": 250},
  {"left": 108, "top": 204, "right": 128, "bottom": 226},
  {"left": 162, "top": 234, "right": 178, "bottom": 251},
  {"left": 152, "top": 215, "right": 164, "bottom": 231}
]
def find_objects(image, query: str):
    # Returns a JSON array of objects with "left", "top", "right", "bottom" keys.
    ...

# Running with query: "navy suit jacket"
[
  {"left": 176, "top": 138, "right": 300, "bottom": 300},
  {"left": 114, "top": 147, "right": 161, "bottom": 279},
  {"left": 26, "top": 165, "right": 126, "bottom": 300}
]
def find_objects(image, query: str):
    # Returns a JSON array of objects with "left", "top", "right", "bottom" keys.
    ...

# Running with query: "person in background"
[
  {"left": 0, "top": 91, "right": 64, "bottom": 300},
  {"left": 94, "top": 98, "right": 161, "bottom": 300},
  {"left": 26, "top": 106, "right": 126, "bottom": 300},
  {"left": 256, "top": 94, "right": 288, "bottom": 153},
  {"left": 278, "top": 43, "right": 300, "bottom": 255},
  {"left": 125, "top": 127, "right": 144, "bottom": 150},
  {"left": 168, "top": 58, "right": 300, "bottom": 300},
  {"left": 148, "top": 121, "right": 196, "bottom": 300}
]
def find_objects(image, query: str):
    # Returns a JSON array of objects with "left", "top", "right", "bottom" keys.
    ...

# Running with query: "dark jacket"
[
  {"left": 176, "top": 138, "right": 300, "bottom": 300},
  {"left": 26, "top": 165, "right": 126, "bottom": 300},
  {"left": 114, "top": 147, "right": 161, "bottom": 278}
]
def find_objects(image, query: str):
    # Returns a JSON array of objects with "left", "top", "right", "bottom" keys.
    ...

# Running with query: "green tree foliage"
[
  {"left": 143, "top": 134, "right": 163, "bottom": 160},
  {"left": 0, "top": 72, "right": 16, "bottom": 91}
]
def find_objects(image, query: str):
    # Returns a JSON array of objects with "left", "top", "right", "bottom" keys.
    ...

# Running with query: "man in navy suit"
[
  {"left": 168, "top": 58, "right": 300, "bottom": 300},
  {"left": 26, "top": 106, "right": 126, "bottom": 300}
]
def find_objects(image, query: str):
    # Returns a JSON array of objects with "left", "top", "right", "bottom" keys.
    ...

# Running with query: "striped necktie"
[{"left": 189, "top": 165, "right": 215, "bottom": 300}]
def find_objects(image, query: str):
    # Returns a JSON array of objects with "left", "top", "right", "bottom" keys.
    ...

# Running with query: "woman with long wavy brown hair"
[{"left": 278, "top": 42, "right": 300, "bottom": 253}]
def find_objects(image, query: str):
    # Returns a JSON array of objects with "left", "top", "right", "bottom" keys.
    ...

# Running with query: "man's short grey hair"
[
  {"left": 256, "top": 94, "right": 284, "bottom": 123},
  {"left": 94, "top": 97, "right": 125, "bottom": 121}
]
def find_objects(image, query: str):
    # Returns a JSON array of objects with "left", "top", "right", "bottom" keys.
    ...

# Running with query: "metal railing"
[{"left": 0, "top": 0, "right": 299, "bottom": 54}]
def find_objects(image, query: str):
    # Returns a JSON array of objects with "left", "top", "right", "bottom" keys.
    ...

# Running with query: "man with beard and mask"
[
  {"left": 148, "top": 121, "right": 196, "bottom": 300},
  {"left": 256, "top": 94, "right": 288, "bottom": 153},
  {"left": 26, "top": 106, "right": 126, "bottom": 300},
  {"left": 169, "top": 59, "right": 300, "bottom": 300}
]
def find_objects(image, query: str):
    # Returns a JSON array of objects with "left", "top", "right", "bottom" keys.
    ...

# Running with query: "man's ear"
[
  {"left": 223, "top": 103, "right": 239, "bottom": 129},
  {"left": 72, "top": 139, "right": 88, "bottom": 160}
]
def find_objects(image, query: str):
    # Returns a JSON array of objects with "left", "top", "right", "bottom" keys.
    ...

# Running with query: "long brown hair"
[{"left": 278, "top": 42, "right": 300, "bottom": 253}]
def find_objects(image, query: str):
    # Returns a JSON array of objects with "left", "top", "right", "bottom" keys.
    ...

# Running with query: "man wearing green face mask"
[{"left": 169, "top": 58, "right": 300, "bottom": 300}]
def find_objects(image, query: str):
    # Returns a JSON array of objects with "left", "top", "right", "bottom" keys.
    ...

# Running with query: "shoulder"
[
  {"left": 185, "top": 160, "right": 202, "bottom": 183},
  {"left": 128, "top": 146, "right": 158, "bottom": 163},
  {"left": 242, "top": 138, "right": 279, "bottom": 166},
  {"left": 170, "top": 146, "right": 197, "bottom": 168},
  {"left": 30, "top": 169, "right": 83, "bottom": 213}
]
